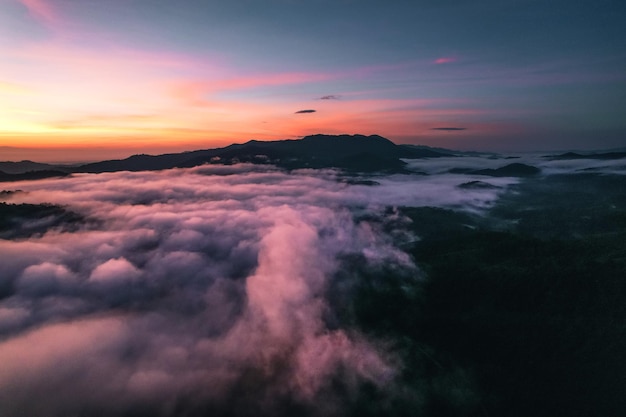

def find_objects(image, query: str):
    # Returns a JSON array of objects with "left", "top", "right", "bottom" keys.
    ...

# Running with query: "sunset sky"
[{"left": 1, "top": 0, "right": 625, "bottom": 162}]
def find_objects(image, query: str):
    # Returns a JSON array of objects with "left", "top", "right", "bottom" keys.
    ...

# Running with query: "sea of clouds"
[{"left": 0, "top": 160, "right": 552, "bottom": 416}]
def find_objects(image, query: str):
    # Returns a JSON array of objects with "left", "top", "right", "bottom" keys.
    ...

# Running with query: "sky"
[{"left": 1, "top": 0, "right": 625, "bottom": 162}]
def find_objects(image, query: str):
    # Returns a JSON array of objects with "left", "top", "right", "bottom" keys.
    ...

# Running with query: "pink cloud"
[
  {"left": 89, "top": 258, "right": 141, "bottom": 284},
  {"left": 434, "top": 57, "right": 457, "bottom": 65},
  {"left": 19, "top": 0, "right": 65, "bottom": 30},
  {"left": 1, "top": 167, "right": 433, "bottom": 414},
  {"left": 169, "top": 72, "right": 335, "bottom": 107}
]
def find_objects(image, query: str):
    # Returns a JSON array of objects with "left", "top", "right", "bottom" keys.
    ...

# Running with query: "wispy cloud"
[
  {"left": 318, "top": 95, "right": 340, "bottom": 100},
  {"left": 19, "top": 0, "right": 62, "bottom": 29},
  {"left": 169, "top": 72, "right": 334, "bottom": 108},
  {"left": 17, "top": 0, "right": 76, "bottom": 35},
  {"left": 434, "top": 57, "right": 457, "bottom": 64},
  {"left": 294, "top": 109, "right": 316, "bottom": 114}
]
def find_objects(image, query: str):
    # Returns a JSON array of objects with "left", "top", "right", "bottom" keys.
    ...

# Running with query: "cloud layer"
[{"left": 0, "top": 159, "right": 552, "bottom": 415}]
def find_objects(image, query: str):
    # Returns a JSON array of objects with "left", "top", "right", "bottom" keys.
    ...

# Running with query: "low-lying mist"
[
  {"left": 1, "top": 155, "right": 624, "bottom": 416},
  {"left": 0, "top": 162, "right": 511, "bottom": 416}
]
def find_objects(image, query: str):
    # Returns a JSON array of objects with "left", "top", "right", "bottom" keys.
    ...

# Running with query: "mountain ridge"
[{"left": 74, "top": 134, "right": 451, "bottom": 174}]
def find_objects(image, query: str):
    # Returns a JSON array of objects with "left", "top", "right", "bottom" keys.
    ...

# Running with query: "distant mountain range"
[
  {"left": 1, "top": 134, "right": 454, "bottom": 177},
  {"left": 3, "top": 134, "right": 625, "bottom": 181},
  {"left": 0, "top": 170, "right": 70, "bottom": 182},
  {"left": 543, "top": 151, "right": 626, "bottom": 160},
  {"left": 0, "top": 160, "right": 61, "bottom": 174},
  {"left": 449, "top": 163, "right": 542, "bottom": 178},
  {"left": 76, "top": 134, "right": 453, "bottom": 174}
]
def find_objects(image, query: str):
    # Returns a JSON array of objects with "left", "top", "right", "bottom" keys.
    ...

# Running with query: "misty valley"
[{"left": 1, "top": 135, "right": 625, "bottom": 417}]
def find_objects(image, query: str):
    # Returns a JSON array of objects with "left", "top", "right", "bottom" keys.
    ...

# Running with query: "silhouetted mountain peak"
[
  {"left": 0, "top": 160, "right": 61, "bottom": 175},
  {"left": 457, "top": 180, "right": 501, "bottom": 189},
  {"left": 302, "top": 133, "right": 392, "bottom": 142},
  {"left": 71, "top": 134, "right": 452, "bottom": 174},
  {"left": 471, "top": 163, "right": 541, "bottom": 177}
]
